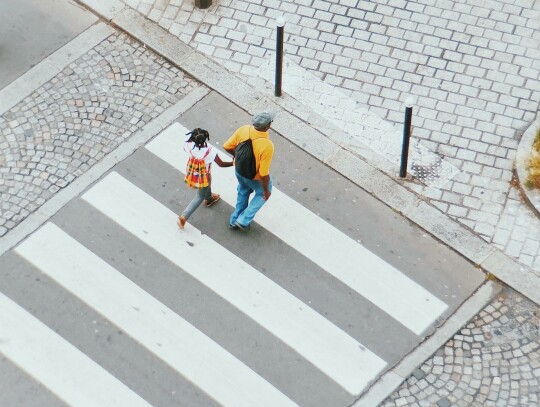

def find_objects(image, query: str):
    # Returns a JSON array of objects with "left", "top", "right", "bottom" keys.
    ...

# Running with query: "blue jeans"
[
  {"left": 182, "top": 184, "right": 212, "bottom": 220},
  {"left": 230, "top": 173, "right": 272, "bottom": 227}
]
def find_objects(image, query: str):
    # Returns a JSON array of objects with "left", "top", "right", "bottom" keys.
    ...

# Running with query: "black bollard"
[
  {"left": 275, "top": 17, "right": 285, "bottom": 97},
  {"left": 399, "top": 98, "right": 415, "bottom": 178},
  {"left": 194, "top": 0, "right": 212, "bottom": 9}
]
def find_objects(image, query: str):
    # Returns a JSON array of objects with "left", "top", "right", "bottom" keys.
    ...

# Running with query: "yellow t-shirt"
[{"left": 223, "top": 125, "right": 274, "bottom": 180}]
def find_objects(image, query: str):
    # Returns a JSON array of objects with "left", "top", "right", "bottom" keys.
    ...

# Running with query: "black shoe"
[
  {"left": 229, "top": 223, "right": 239, "bottom": 230},
  {"left": 234, "top": 222, "right": 250, "bottom": 232}
]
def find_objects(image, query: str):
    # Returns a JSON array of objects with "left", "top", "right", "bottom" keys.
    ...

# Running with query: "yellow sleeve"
[
  {"left": 223, "top": 133, "right": 238, "bottom": 151},
  {"left": 223, "top": 125, "right": 248, "bottom": 151}
]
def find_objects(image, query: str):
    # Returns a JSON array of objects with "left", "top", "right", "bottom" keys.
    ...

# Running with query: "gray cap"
[{"left": 252, "top": 110, "right": 276, "bottom": 129}]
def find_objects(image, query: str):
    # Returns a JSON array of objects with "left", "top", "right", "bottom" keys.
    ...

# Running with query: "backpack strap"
[{"left": 189, "top": 146, "right": 212, "bottom": 159}]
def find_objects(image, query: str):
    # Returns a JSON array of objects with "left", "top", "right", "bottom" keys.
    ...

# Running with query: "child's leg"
[{"left": 182, "top": 187, "right": 208, "bottom": 220}]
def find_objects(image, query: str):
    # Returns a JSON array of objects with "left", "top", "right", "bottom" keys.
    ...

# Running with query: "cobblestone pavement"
[
  {"left": 121, "top": 0, "right": 540, "bottom": 277},
  {"left": 382, "top": 288, "right": 540, "bottom": 407},
  {"left": 0, "top": 32, "right": 198, "bottom": 236}
]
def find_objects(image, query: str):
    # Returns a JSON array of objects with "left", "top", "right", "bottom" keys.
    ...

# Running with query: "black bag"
[{"left": 235, "top": 137, "right": 257, "bottom": 179}]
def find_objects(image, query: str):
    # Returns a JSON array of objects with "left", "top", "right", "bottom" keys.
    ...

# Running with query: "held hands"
[{"left": 215, "top": 155, "right": 234, "bottom": 168}]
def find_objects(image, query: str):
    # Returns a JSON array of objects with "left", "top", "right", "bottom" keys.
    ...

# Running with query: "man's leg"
[
  {"left": 235, "top": 176, "right": 272, "bottom": 227},
  {"left": 229, "top": 174, "right": 252, "bottom": 226}
]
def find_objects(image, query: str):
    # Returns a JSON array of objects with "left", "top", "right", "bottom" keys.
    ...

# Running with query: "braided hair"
[{"left": 185, "top": 128, "right": 210, "bottom": 149}]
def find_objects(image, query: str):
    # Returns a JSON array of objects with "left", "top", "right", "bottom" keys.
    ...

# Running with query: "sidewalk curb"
[
  {"left": 352, "top": 280, "right": 503, "bottom": 406},
  {"left": 75, "top": 0, "right": 540, "bottom": 306}
]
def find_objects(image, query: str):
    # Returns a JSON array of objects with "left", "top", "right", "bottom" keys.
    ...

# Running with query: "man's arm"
[
  {"left": 214, "top": 154, "right": 233, "bottom": 167},
  {"left": 260, "top": 175, "right": 271, "bottom": 200},
  {"left": 258, "top": 141, "right": 274, "bottom": 200}
]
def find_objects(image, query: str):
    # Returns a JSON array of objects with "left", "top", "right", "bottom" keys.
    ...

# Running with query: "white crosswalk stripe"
[
  {"left": 0, "top": 291, "right": 151, "bottom": 407},
  {"left": 81, "top": 171, "right": 387, "bottom": 395},
  {"left": 146, "top": 123, "right": 448, "bottom": 335},
  {"left": 15, "top": 223, "right": 299, "bottom": 407}
]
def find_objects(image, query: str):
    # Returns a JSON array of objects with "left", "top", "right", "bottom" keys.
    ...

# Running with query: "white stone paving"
[{"left": 255, "top": 56, "right": 460, "bottom": 190}]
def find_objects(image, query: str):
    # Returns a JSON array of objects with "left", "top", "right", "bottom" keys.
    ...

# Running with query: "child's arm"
[{"left": 214, "top": 154, "right": 233, "bottom": 167}]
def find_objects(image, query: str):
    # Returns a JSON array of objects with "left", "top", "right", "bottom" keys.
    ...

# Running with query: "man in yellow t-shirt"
[{"left": 223, "top": 110, "right": 275, "bottom": 231}]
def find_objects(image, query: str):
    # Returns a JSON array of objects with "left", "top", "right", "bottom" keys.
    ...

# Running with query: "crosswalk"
[
  {"left": 16, "top": 222, "right": 297, "bottom": 407},
  {"left": 0, "top": 122, "right": 463, "bottom": 406},
  {"left": 0, "top": 290, "right": 151, "bottom": 407},
  {"left": 147, "top": 125, "right": 447, "bottom": 336}
]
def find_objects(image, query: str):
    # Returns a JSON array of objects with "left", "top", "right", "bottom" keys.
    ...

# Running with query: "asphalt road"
[
  {"left": 0, "top": 0, "right": 96, "bottom": 89},
  {"left": 0, "top": 90, "right": 486, "bottom": 406}
]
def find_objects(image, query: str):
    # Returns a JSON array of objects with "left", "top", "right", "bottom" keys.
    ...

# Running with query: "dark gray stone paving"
[
  {"left": 382, "top": 288, "right": 540, "bottom": 407},
  {"left": 0, "top": 32, "right": 198, "bottom": 236}
]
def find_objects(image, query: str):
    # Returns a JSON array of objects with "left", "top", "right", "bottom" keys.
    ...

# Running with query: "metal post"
[
  {"left": 275, "top": 16, "right": 285, "bottom": 97},
  {"left": 194, "top": 0, "right": 212, "bottom": 9},
  {"left": 399, "top": 97, "right": 415, "bottom": 178}
]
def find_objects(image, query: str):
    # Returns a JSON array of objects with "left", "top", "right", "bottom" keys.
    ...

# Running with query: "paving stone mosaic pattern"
[
  {"left": 122, "top": 0, "right": 540, "bottom": 274},
  {"left": 0, "top": 32, "right": 199, "bottom": 237},
  {"left": 383, "top": 287, "right": 540, "bottom": 407}
]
